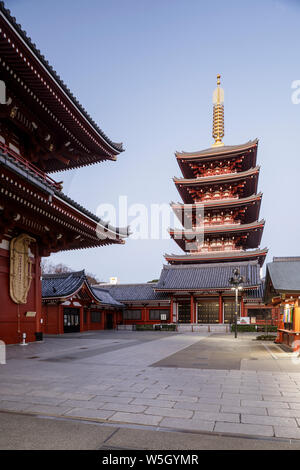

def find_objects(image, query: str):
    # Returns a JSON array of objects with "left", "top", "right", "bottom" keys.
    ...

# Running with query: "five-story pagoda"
[
  {"left": 155, "top": 76, "right": 268, "bottom": 326},
  {"left": 166, "top": 75, "right": 267, "bottom": 267}
]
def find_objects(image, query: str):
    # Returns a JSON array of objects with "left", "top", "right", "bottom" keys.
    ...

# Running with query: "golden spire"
[{"left": 212, "top": 74, "right": 225, "bottom": 147}]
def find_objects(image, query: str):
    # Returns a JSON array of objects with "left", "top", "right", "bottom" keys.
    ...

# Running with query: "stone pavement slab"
[
  {"left": 2, "top": 331, "right": 300, "bottom": 444},
  {"left": 214, "top": 422, "right": 274, "bottom": 437}
]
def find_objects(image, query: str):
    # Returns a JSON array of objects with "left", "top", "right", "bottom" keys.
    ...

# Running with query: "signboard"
[
  {"left": 237, "top": 317, "right": 250, "bottom": 325},
  {"left": 25, "top": 311, "right": 36, "bottom": 317}
]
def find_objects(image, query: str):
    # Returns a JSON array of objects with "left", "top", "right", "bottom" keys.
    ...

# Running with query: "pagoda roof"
[
  {"left": 175, "top": 139, "right": 258, "bottom": 160},
  {"left": 174, "top": 166, "right": 260, "bottom": 186},
  {"left": 171, "top": 193, "right": 262, "bottom": 222},
  {"left": 155, "top": 260, "right": 261, "bottom": 292},
  {"left": 174, "top": 167, "right": 260, "bottom": 204},
  {"left": 164, "top": 248, "right": 268, "bottom": 267},
  {"left": 169, "top": 220, "right": 265, "bottom": 251},
  {"left": 0, "top": 2, "right": 124, "bottom": 172}
]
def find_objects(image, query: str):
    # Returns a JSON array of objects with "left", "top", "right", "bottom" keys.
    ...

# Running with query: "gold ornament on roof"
[{"left": 212, "top": 74, "right": 225, "bottom": 147}]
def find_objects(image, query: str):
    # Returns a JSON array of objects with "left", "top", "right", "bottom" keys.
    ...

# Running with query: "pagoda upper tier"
[
  {"left": 175, "top": 139, "right": 258, "bottom": 179},
  {"left": 174, "top": 165, "right": 260, "bottom": 204},
  {"left": 0, "top": 3, "right": 123, "bottom": 173}
]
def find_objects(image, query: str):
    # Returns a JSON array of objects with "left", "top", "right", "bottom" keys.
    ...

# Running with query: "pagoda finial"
[{"left": 212, "top": 74, "right": 225, "bottom": 147}]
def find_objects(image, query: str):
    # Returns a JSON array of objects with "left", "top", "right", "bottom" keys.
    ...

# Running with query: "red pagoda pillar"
[
  {"left": 190, "top": 294, "right": 194, "bottom": 323},
  {"left": 218, "top": 294, "right": 223, "bottom": 324}
]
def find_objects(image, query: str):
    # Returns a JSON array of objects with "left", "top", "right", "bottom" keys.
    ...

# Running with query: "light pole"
[{"left": 229, "top": 268, "right": 246, "bottom": 338}]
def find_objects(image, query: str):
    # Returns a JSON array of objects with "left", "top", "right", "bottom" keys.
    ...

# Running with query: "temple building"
[
  {"left": 42, "top": 271, "right": 124, "bottom": 334},
  {"left": 264, "top": 257, "right": 300, "bottom": 351},
  {"left": 157, "top": 75, "right": 274, "bottom": 327},
  {"left": 0, "top": 4, "right": 127, "bottom": 344}
]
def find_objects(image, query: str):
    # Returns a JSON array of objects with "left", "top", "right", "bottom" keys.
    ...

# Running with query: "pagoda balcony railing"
[
  {"left": 195, "top": 194, "right": 239, "bottom": 203},
  {"left": 195, "top": 168, "right": 238, "bottom": 178},
  {"left": 0, "top": 142, "right": 62, "bottom": 191},
  {"left": 190, "top": 246, "right": 240, "bottom": 254}
]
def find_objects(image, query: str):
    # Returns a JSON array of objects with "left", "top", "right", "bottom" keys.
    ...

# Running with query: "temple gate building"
[{"left": 0, "top": 4, "right": 127, "bottom": 344}]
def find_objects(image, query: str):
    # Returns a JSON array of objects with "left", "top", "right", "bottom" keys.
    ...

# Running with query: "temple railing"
[{"left": 0, "top": 142, "right": 62, "bottom": 190}]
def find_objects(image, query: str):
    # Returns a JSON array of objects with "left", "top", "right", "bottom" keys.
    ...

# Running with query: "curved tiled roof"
[
  {"left": 164, "top": 248, "right": 268, "bottom": 267},
  {"left": 175, "top": 140, "right": 258, "bottom": 159},
  {"left": 173, "top": 166, "right": 260, "bottom": 186},
  {"left": 96, "top": 283, "right": 169, "bottom": 302},
  {"left": 42, "top": 270, "right": 86, "bottom": 298},
  {"left": 42, "top": 270, "right": 123, "bottom": 307},
  {"left": 0, "top": 2, "right": 123, "bottom": 153}
]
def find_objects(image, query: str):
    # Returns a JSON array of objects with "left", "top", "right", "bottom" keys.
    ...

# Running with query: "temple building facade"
[
  {"left": 42, "top": 271, "right": 124, "bottom": 334},
  {"left": 0, "top": 4, "right": 127, "bottom": 344},
  {"left": 264, "top": 257, "right": 300, "bottom": 351}
]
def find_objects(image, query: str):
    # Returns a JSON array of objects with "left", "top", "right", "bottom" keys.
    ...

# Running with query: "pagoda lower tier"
[
  {"left": 169, "top": 219, "right": 265, "bottom": 252},
  {"left": 171, "top": 192, "right": 262, "bottom": 227},
  {"left": 164, "top": 247, "right": 268, "bottom": 267}
]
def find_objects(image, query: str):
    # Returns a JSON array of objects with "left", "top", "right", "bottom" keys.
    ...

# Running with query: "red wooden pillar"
[
  {"left": 190, "top": 294, "right": 194, "bottom": 323},
  {"left": 58, "top": 304, "right": 64, "bottom": 334},
  {"left": 218, "top": 293, "right": 223, "bottom": 324},
  {"left": 87, "top": 308, "right": 91, "bottom": 331},
  {"left": 35, "top": 245, "right": 42, "bottom": 334},
  {"left": 143, "top": 307, "right": 147, "bottom": 323},
  {"left": 241, "top": 296, "right": 245, "bottom": 317},
  {"left": 170, "top": 295, "right": 174, "bottom": 323},
  {"left": 79, "top": 306, "right": 84, "bottom": 332}
]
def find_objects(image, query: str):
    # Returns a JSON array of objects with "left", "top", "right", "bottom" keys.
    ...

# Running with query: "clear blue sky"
[{"left": 6, "top": 0, "right": 300, "bottom": 282}]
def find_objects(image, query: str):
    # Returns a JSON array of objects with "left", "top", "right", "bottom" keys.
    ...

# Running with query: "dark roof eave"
[{"left": 0, "top": 2, "right": 124, "bottom": 154}]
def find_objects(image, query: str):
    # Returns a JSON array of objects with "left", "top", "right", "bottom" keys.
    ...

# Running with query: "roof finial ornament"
[{"left": 212, "top": 74, "right": 225, "bottom": 148}]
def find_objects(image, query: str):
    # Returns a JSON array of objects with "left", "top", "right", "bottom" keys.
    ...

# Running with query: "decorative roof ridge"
[
  {"left": 0, "top": 1, "right": 124, "bottom": 153},
  {"left": 160, "top": 260, "right": 260, "bottom": 270},
  {"left": 164, "top": 247, "right": 268, "bottom": 257},
  {"left": 170, "top": 192, "right": 263, "bottom": 207},
  {"left": 42, "top": 270, "right": 85, "bottom": 280},
  {"left": 169, "top": 219, "right": 265, "bottom": 233},
  {"left": 94, "top": 282, "right": 158, "bottom": 288},
  {"left": 175, "top": 139, "right": 258, "bottom": 158},
  {"left": 272, "top": 257, "right": 300, "bottom": 263}
]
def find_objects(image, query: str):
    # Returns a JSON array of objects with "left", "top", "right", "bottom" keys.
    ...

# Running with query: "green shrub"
[
  {"left": 231, "top": 325, "right": 257, "bottom": 332},
  {"left": 136, "top": 324, "right": 153, "bottom": 331},
  {"left": 161, "top": 324, "right": 177, "bottom": 331}
]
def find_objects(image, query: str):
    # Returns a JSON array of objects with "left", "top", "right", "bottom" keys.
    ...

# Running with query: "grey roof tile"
[
  {"left": 42, "top": 271, "right": 123, "bottom": 307},
  {"left": 98, "top": 283, "right": 169, "bottom": 302},
  {"left": 156, "top": 261, "right": 261, "bottom": 291}
]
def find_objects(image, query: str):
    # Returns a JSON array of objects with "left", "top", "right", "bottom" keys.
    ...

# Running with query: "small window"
[
  {"left": 91, "top": 311, "right": 101, "bottom": 323},
  {"left": 149, "top": 309, "right": 169, "bottom": 321},
  {"left": 123, "top": 310, "right": 141, "bottom": 320}
]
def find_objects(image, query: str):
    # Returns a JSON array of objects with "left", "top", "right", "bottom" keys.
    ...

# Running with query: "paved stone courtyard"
[{"left": 2, "top": 331, "right": 300, "bottom": 443}]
